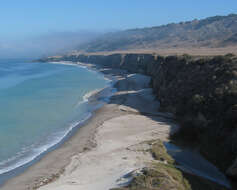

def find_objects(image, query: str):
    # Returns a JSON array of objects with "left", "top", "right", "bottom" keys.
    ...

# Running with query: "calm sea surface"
[{"left": 0, "top": 59, "right": 109, "bottom": 182}]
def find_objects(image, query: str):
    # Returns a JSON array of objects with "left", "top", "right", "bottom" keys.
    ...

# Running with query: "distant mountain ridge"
[{"left": 78, "top": 14, "right": 237, "bottom": 52}]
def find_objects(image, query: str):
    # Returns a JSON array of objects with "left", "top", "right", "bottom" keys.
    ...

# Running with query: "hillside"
[{"left": 78, "top": 14, "right": 237, "bottom": 52}]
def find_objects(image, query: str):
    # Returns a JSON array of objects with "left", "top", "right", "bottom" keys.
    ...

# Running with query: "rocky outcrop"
[{"left": 40, "top": 53, "right": 237, "bottom": 178}]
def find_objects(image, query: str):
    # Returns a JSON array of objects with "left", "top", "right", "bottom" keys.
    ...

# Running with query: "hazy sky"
[{"left": 0, "top": 0, "right": 237, "bottom": 58}]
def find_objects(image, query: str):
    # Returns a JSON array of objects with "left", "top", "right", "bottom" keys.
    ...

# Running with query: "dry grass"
[
  {"left": 111, "top": 140, "right": 229, "bottom": 190},
  {"left": 70, "top": 46, "right": 237, "bottom": 56}
]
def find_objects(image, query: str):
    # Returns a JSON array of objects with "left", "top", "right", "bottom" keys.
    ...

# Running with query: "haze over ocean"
[{"left": 0, "top": 0, "right": 236, "bottom": 58}]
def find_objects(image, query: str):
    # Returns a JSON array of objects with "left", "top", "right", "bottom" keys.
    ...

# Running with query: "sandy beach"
[{"left": 1, "top": 64, "right": 177, "bottom": 190}]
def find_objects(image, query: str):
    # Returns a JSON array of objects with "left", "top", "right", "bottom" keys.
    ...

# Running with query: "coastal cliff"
[{"left": 40, "top": 53, "right": 237, "bottom": 178}]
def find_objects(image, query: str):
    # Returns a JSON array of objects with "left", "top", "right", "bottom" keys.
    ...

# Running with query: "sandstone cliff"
[{"left": 40, "top": 53, "right": 237, "bottom": 178}]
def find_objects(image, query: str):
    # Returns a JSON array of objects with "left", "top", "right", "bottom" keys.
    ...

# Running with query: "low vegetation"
[
  {"left": 111, "top": 140, "right": 228, "bottom": 190},
  {"left": 41, "top": 52, "right": 237, "bottom": 187},
  {"left": 77, "top": 14, "right": 237, "bottom": 52},
  {"left": 154, "top": 55, "right": 237, "bottom": 172}
]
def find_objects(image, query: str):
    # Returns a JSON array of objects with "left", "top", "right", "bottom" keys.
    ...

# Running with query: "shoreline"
[
  {"left": 0, "top": 62, "right": 117, "bottom": 189},
  {"left": 1, "top": 61, "right": 231, "bottom": 189},
  {"left": 36, "top": 65, "right": 178, "bottom": 190},
  {"left": 1, "top": 62, "right": 173, "bottom": 190}
]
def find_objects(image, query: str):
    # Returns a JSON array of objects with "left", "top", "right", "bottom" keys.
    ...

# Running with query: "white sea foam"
[
  {"left": 0, "top": 60, "right": 116, "bottom": 179},
  {"left": 0, "top": 113, "right": 92, "bottom": 175},
  {"left": 49, "top": 61, "right": 78, "bottom": 66},
  {"left": 49, "top": 61, "right": 113, "bottom": 85},
  {"left": 73, "top": 89, "right": 102, "bottom": 108},
  {"left": 83, "top": 89, "right": 102, "bottom": 102}
]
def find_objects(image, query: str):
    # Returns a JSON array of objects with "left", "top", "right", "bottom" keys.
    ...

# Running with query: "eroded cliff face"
[
  {"left": 150, "top": 55, "right": 237, "bottom": 176},
  {"left": 41, "top": 53, "right": 237, "bottom": 177}
]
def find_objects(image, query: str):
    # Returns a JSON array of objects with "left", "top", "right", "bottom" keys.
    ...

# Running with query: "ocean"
[{"left": 0, "top": 59, "right": 111, "bottom": 185}]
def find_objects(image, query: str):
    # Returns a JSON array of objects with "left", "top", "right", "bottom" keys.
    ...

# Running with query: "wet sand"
[{"left": 1, "top": 65, "right": 177, "bottom": 190}]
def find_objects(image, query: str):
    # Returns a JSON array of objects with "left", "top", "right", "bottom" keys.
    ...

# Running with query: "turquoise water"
[{"left": 0, "top": 60, "right": 109, "bottom": 177}]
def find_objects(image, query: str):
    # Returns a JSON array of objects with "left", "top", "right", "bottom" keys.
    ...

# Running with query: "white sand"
[
  {"left": 1, "top": 67, "right": 177, "bottom": 190},
  {"left": 39, "top": 73, "right": 177, "bottom": 190}
]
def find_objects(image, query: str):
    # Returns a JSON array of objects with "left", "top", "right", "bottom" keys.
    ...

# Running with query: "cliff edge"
[{"left": 40, "top": 53, "right": 237, "bottom": 179}]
